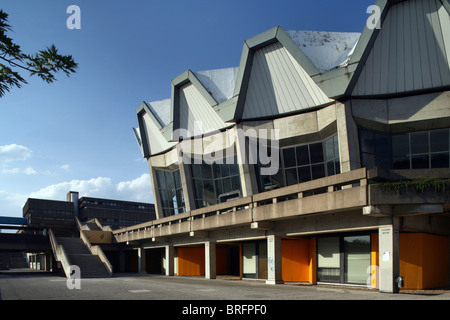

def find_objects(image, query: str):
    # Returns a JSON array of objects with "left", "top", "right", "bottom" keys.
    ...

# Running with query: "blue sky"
[{"left": 0, "top": 0, "right": 374, "bottom": 218}]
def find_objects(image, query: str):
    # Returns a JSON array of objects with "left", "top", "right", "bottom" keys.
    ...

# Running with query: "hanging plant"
[{"left": 376, "top": 178, "right": 450, "bottom": 195}]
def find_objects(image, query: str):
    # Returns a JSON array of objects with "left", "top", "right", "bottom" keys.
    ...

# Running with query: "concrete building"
[
  {"left": 23, "top": 192, "right": 156, "bottom": 233},
  {"left": 118, "top": 0, "right": 450, "bottom": 293}
]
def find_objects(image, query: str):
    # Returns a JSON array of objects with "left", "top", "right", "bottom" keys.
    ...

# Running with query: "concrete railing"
[
  {"left": 48, "top": 228, "right": 72, "bottom": 278},
  {"left": 75, "top": 217, "right": 113, "bottom": 276},
  {"left": 113, "top": 168, "right": 369, "bottom": 243}
]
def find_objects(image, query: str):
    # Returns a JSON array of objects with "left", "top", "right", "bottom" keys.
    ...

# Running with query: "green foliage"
[
  {"left": 376, "top": 178, "right": 450, "bottom": 195},
  {"left": 0, "top": 9, "right": 78, "bottom": 97}
]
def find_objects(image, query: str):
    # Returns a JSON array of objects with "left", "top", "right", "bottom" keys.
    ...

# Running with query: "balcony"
[{"left": 113, "top": 168, "right": 372, "bottom": 243}]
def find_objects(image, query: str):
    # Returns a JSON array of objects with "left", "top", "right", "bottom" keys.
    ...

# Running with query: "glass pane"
[
  {"left": 229, "top": 163, "right": 240, "bottom": 176},
  {"left": 223, "top": 177, "right": 232, "bottom": 193},
  {"left": 285, "top": 168, "right": 298, "bottom": 186},
  {"left": 193, "top": 179, "right": 203, "bottom": 199},
  {"left": 430, "top": 129, "right": 449, "bottom": 153},
  {"left": 191, "top": 164, "right": 202, "bottom": 179},
  {"left": 317, "top": 237, "right": 340, "bottom": 283},
  {"left": 215, "top": 179, "right": 224, "bottom": 196},
  {"left": 231, "top": 175, "right": 241, "bottom": 192},
  {"left": 431, "top": 153, "right": 449, "bottom": 168},
  {"left": 374, "top": 132, "right": 390, "bottom": 156},
  {"left": 213, "top": 163, "right": 221, "bottom": 179},
  {"left": 327, "top": 160, "right": 335, "bottom": 176},
  {"left": 201, "top": 163, "right": 213, "bottom": 179},
  {"left": 221, "top": 163, "right": 230, "bottom": 177},
  {"left": 310, "top": 143, "right": 324, "bottom": 164},
  {"left": 411, "top": 131, "right": 429, "bottom": 154},
  {"left": 155, "top": 170, "right": 166, "bottom": 187},
  {"left": 165, "top": 171, "right": 174, "bottom": 189},
  {"left": 283, "top": 148, "right": 296, "bottom": 168},
  {"left": 412, "top": 154, "right": 429, "bottom": 169},
  {"left": 296, "top": 145, "right": 310, "bottom": 166},
  {"left": 344, "top": 235, "right": 371, "bottom": 284},
  {"left": 393, "top": 156, "right": 410, "bottom": 169},
  {"left": 359, "top": 129, "right": 374, "bottom": 154},
  {"left": 392, "top": 134, "right": 409, "bottom": 157},
  {"left": 334, "top": 136, "right": 340, "bottom": 159},
  {"left": 298, "top": 166, "right": 311, "bottom": 183},
  {"left": 335, "top": 160, "right": 340, "bottom": 174},
  {"left": 311, "top": 164, "right": 325, "bottom": 180},
  {"left": 361, "top": 153, "right": 375, "bottom": 170},
  {"left": 174, "top": 170, "right": 182, "bottom": 189},
  {"left": 243, "top": 243, "right": 257, "bottom": 277},
  {"left": 325, "top": 137, "right": 335, "bottom": 161}
]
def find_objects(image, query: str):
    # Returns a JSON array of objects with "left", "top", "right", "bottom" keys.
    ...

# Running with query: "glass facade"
[
  {"left": 256, "top": 134, "right": 340, "bottom": 192},
  {"left": 317, "top": 234, "right": 371, "bottom": 285},
  {"left": 155, "top": 169, "right": 185, "bottom": 217},
  {"left": 190, "top": 155, "right": 242, "bottom": 209},
  {"left": 360, "top": 127, "right": 450, "bottom": 170}
]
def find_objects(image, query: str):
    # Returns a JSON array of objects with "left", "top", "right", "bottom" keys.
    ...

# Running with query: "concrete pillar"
[
  {"left": 45, "top": 253, "right": 51, "bottom": 272},
  {"left": 164, "top": 245, "right": 175, "bottom": 276},
  {"left": 205, "top": 241, "right": 216, "bottom": 279},
  {"left": 119, "top": 250, "right": 125, "bottom": 273},
  {"left": 266, "top": 235, "right": 283, "bottom": 285},
  {"left": 138, "top": 248, "right": 146, "bottom": 274},
  {"left": 378, "top": 218, "right": 400, "bottom": 293}
]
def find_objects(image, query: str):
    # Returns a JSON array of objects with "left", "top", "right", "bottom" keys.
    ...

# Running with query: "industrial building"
[{"left": 122, "top": 0, "right": 450, "bottom": 293}]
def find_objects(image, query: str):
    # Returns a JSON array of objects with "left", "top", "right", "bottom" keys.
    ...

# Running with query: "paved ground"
[{"left": 1, "top": 268, "right": 449, "bottom": 302}]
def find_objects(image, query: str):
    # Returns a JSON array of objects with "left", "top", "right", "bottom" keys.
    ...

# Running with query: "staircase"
[{"left": 56, "top": 237, "right": 111, "bottom": 278}]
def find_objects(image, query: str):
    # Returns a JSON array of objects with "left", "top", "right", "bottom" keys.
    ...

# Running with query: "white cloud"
[
  {"left": 1, "top": 167, "right": 37, "bottom": 175},
  {"left": 0, "top": 144, "right": 32, "bottom": 162},
  {"left": 29, "top": 174, "right": 154, "bottom": 203},
  {"left": 0, "top": 190, "right": 29, "bottom": 217},
  {"left": 61, "top": 164, "right": 70, "bottom": 170}
]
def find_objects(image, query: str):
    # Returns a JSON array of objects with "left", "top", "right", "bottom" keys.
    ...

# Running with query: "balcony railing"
[{"left": 113, "top": 168, "right": 368, "bottom": 243}]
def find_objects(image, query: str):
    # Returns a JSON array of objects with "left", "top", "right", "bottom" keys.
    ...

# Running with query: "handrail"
[
  {"left": 75, "top": 217, "right": 113, "bottom": 276},
  {"left": 113, "top": 168, "right": 368, "bottom": 242},
  {"left": 48, "top": 228, "right": 72, "bottom": 278}
]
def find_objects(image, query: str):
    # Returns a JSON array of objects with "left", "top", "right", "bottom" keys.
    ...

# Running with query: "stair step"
[{"left": 54, "top": 236, "right": 111, "bottom": 278}]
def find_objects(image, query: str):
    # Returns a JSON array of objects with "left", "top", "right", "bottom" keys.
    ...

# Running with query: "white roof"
[
  {"left": 286, "top": 30, "right": 361, "bottom": 73},
  {"left": 147, "top": 98, "right": 171, "bottom": 127},
  {"left": 194, "top": 67, "right": 239, "bottom": 104}
]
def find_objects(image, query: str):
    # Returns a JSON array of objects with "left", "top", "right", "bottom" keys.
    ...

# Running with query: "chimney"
[{"left": 67, "top": 191, "right": 79, "bottom": 217}]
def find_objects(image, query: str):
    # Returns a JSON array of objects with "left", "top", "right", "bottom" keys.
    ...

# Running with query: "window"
[
  {"left": 360, "top": 128, "right": 450, "bottom": 170},
  {"left": 190, "top": 155, "right": 242, "bottom": 209},
  {"left": 317, "top": 234, "right": 371, "bottom": 285},
  {"left": 281, "top": 135, "right": 340, "bottom": 186},
  {"left": 255, "top": 134, "right": 340, "bottom": 192},
  {"left": 155, "top": 169, "right": 185, "bottom": 217}
]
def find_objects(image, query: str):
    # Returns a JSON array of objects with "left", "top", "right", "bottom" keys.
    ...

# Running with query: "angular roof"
[{"left": 135, "top": 0, "right": 450, "bottom": 158}]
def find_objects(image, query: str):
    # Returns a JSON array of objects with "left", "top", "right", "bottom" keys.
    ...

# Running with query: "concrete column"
[
  {"left": 164, "top": 245, "right": 175, "bottom": 276},
  {"left": 45, "top": 253, "right": 51, "bottom": 272},
  {"left": 378, "top": 218, "right": 400, "bottom": 293},
  {"left": 266, "top": 235, "right": 283, "bottom": 285},
  {"left": 138, "top": 247, "right": 146, "bottom": 274},
  {"left": 205, "top": 241, "right": 216, "bottom": 279}
]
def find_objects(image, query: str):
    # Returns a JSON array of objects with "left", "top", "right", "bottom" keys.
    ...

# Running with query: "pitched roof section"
[
  {"left": 240, "top": 41, "right": 334, "bottom": 120},
  {"left": 171, "top": 70, "right": 231, "bottom": 140},
  {"left": 135, "top": 102, "right": 176, "bottom": 157},
  {"left": 352, "top": 0, "right": 450, "bottom": 96}
]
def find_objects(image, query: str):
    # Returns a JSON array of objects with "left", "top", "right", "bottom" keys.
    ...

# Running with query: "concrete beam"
[
  {"left": 364, "top": 204, "right": 444, "bottom": 217},
  {"left": 190, "top": 231, "right": 209, "bottom": 238},
  {"left": 250, "top": 221, "right": 274, "bottom": 230}
]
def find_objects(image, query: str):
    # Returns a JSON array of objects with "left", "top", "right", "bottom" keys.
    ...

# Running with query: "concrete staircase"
[{"left": 56, "top": 237, "right": 111, "bottom": 278}]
